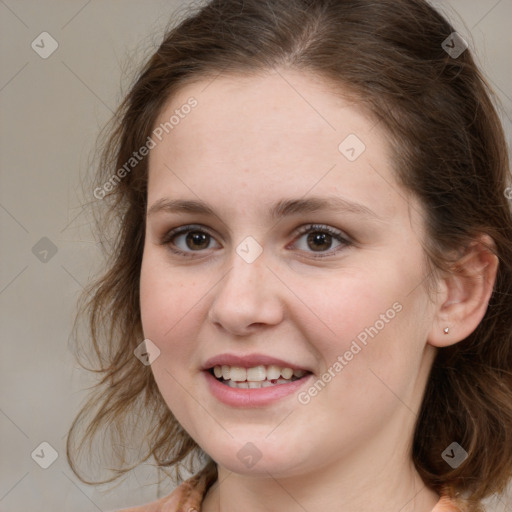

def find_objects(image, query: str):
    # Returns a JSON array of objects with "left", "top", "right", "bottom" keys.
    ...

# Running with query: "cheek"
[
  {"left": 293, "top": 280, "right": 426, "bottom": 446},
  {"left": 141, "top": 249, "right": 198, "bottom": 337},
  {"left": 295, "top": 258, "right": 429, "bottom": 387},
  {"left": 139, "top": 253, "right": 205, "bottom": 430},
  {"left": 139, "top": 252, "right": 205, "bottom": 377}
]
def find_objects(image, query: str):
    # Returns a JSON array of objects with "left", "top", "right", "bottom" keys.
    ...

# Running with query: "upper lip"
[{"left": 202, "top": 353, "right": 311, "bottom": 372}]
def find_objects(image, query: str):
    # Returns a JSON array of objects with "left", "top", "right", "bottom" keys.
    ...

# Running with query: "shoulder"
[
  {"left": 114, "top": 489, "right": 181, "bottom": 512},
  {"left": 431, "top": 495, "right": 464, "bottom": 512},
  {"left": 113, "top": 466, "right": 216, "bottom": 512}
]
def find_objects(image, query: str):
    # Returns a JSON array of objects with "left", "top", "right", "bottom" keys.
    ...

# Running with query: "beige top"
[{"left": 117, "top": 469, "right": 462, "bottom": 512}]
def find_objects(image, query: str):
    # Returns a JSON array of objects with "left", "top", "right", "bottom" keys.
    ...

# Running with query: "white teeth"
[
  {"left": 281, "top": 367, "right": 293, "bottom": 379},
  {"left": 211, "top": 364, "right": 309, "bottom": 388},
  {"left": 247, "top": 365, "right": 266, "bottom": 382},
  {"left": 227, "top": 378, "right": 291, "bottom": 389},
  {"left": 229, "top": 366, "right": 247, "bottom": 382},
  {"left": 221, "top": 365, "right": 230, "bottom": 380},
  {"left": 266, "top": 365, "right": 281, "bottom": 380}
]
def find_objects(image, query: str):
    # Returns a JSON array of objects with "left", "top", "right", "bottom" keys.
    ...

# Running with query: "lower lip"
[{"left": 204, "top": 370, "right": 313, "bottom": 407}]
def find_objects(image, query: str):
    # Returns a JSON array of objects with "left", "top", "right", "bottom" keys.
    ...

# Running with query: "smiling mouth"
[{"left": 208, "top": 364, "right": 311, "bottom": 389}]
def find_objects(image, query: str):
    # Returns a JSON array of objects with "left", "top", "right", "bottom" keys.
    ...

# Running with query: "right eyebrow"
[{"left": 147, "top": 199, "right": 215, "bottom": 217}]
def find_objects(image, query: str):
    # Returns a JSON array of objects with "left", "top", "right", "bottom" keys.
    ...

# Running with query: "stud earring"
[{"left": 443, "top": 327, "right": 450, "bottom": 335}]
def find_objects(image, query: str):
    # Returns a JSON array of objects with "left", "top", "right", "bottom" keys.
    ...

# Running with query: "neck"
[{"left": 203, "top": 447, "right": 440, "bottom": 512}]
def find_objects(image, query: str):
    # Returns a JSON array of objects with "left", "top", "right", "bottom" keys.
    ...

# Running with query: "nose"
[{"left": 207, "top": 249, "right": 284, "bottom": 336}]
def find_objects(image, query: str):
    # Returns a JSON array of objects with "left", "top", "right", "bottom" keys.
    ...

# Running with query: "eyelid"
[
  {"left": 158, "top": 224, "right": 222, "bottom": 260},
  {"left": 160, "top": 224, "right": 218, "bottom": 245},
  {"left": 293, "top": 223, "right": 351, "bottom": 241},
  {"left": 289, "top": 223, "right": 353, "bottom": 257}
]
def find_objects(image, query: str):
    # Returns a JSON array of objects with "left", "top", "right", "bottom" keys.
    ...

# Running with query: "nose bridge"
[
  {"left": 220, "top": 233, "right": 267, "bottom": 290},
  {"left": 218, "top": 246, "right": 268, "bottom": 304},
  {"left": 208, "top": 244, "right": 283, "bottom": 333}
]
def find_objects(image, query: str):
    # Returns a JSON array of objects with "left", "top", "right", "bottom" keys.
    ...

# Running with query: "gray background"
[{"left": 1, "top": 1, "right": 511, "bottom": 511}]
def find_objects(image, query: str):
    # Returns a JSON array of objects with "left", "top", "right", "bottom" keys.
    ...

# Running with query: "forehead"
[
  {"left": 147, "top": 69, "right": 413, "bottom": 222},
  {"left": 153, "top": 69, "right": 377, "bottom": 157}
]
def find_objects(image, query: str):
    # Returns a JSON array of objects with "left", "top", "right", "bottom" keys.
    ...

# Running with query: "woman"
[{"left": 67, "top": 1, "right": 512, "bottom": 511}]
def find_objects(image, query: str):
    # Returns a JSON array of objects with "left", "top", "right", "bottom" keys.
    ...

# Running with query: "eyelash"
[{"left": 160, "top": 223, "right": 353, "bottom": 259}]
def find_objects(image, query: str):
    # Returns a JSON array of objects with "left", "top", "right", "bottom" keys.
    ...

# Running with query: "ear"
[{"left": 428, "top": 234, "right": 499, "bottom": 348}]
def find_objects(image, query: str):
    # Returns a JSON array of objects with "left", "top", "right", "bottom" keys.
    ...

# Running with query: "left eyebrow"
[
  {"left": 269, "top": 196, "right": 383, "bottom": 221},
  {"left": 147, "top": 196, "right": 383, "bottom": 221}
]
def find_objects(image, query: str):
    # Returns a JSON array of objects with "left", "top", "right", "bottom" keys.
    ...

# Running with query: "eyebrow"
[{"left": 147, "top": 196, "right": 383, "bottom": 221}]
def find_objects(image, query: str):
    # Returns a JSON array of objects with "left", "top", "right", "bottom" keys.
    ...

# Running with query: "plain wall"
[{"left": 1, "top": 1, "right": 511, "bottom": 511}]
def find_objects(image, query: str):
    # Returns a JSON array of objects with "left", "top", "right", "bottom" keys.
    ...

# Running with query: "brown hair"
[{"left": 67, "top": 0, "right": 512, "bottom": 509}]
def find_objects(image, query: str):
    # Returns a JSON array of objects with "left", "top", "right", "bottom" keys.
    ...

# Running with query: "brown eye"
[
  {"left": 291, "top": 224, "right": 352, "bottom": 257},
  {"left": 306, "top": 232, "right": 333, "bottom": 251},
  {"left": 162, "top": 225, "right": 221, "bottom": 256},
  {"left": 185, "top": 231, "right": 210, "bottom": 250}
]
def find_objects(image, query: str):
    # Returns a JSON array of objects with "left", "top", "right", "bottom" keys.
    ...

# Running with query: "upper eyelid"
[
  {"left": 163, "top": 223, "right": 346, "bottom": 239},
  {"left": 162, "top": 223, "right": 214, "bottom": 236},
  {"left": 294, "top": 224, "right": 350, "bottom": 239}
]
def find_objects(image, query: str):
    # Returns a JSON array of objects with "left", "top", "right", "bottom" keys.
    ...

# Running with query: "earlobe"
[{"left": 428, "top": 235, "right": 499, "bottom": 348}]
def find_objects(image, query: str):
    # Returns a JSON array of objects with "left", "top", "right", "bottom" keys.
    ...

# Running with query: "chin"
[{"left": 201, "top": 438, "right": 307, "bottom": 478}]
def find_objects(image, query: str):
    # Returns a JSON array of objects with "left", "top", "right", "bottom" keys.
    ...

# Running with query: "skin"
[{"left": 139, "top": 69, "right": 498, "bottom": 512}]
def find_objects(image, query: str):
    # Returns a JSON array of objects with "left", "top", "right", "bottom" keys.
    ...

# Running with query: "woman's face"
[{"left": 140, "top": 69, "right": 438, "bottom": 478}]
